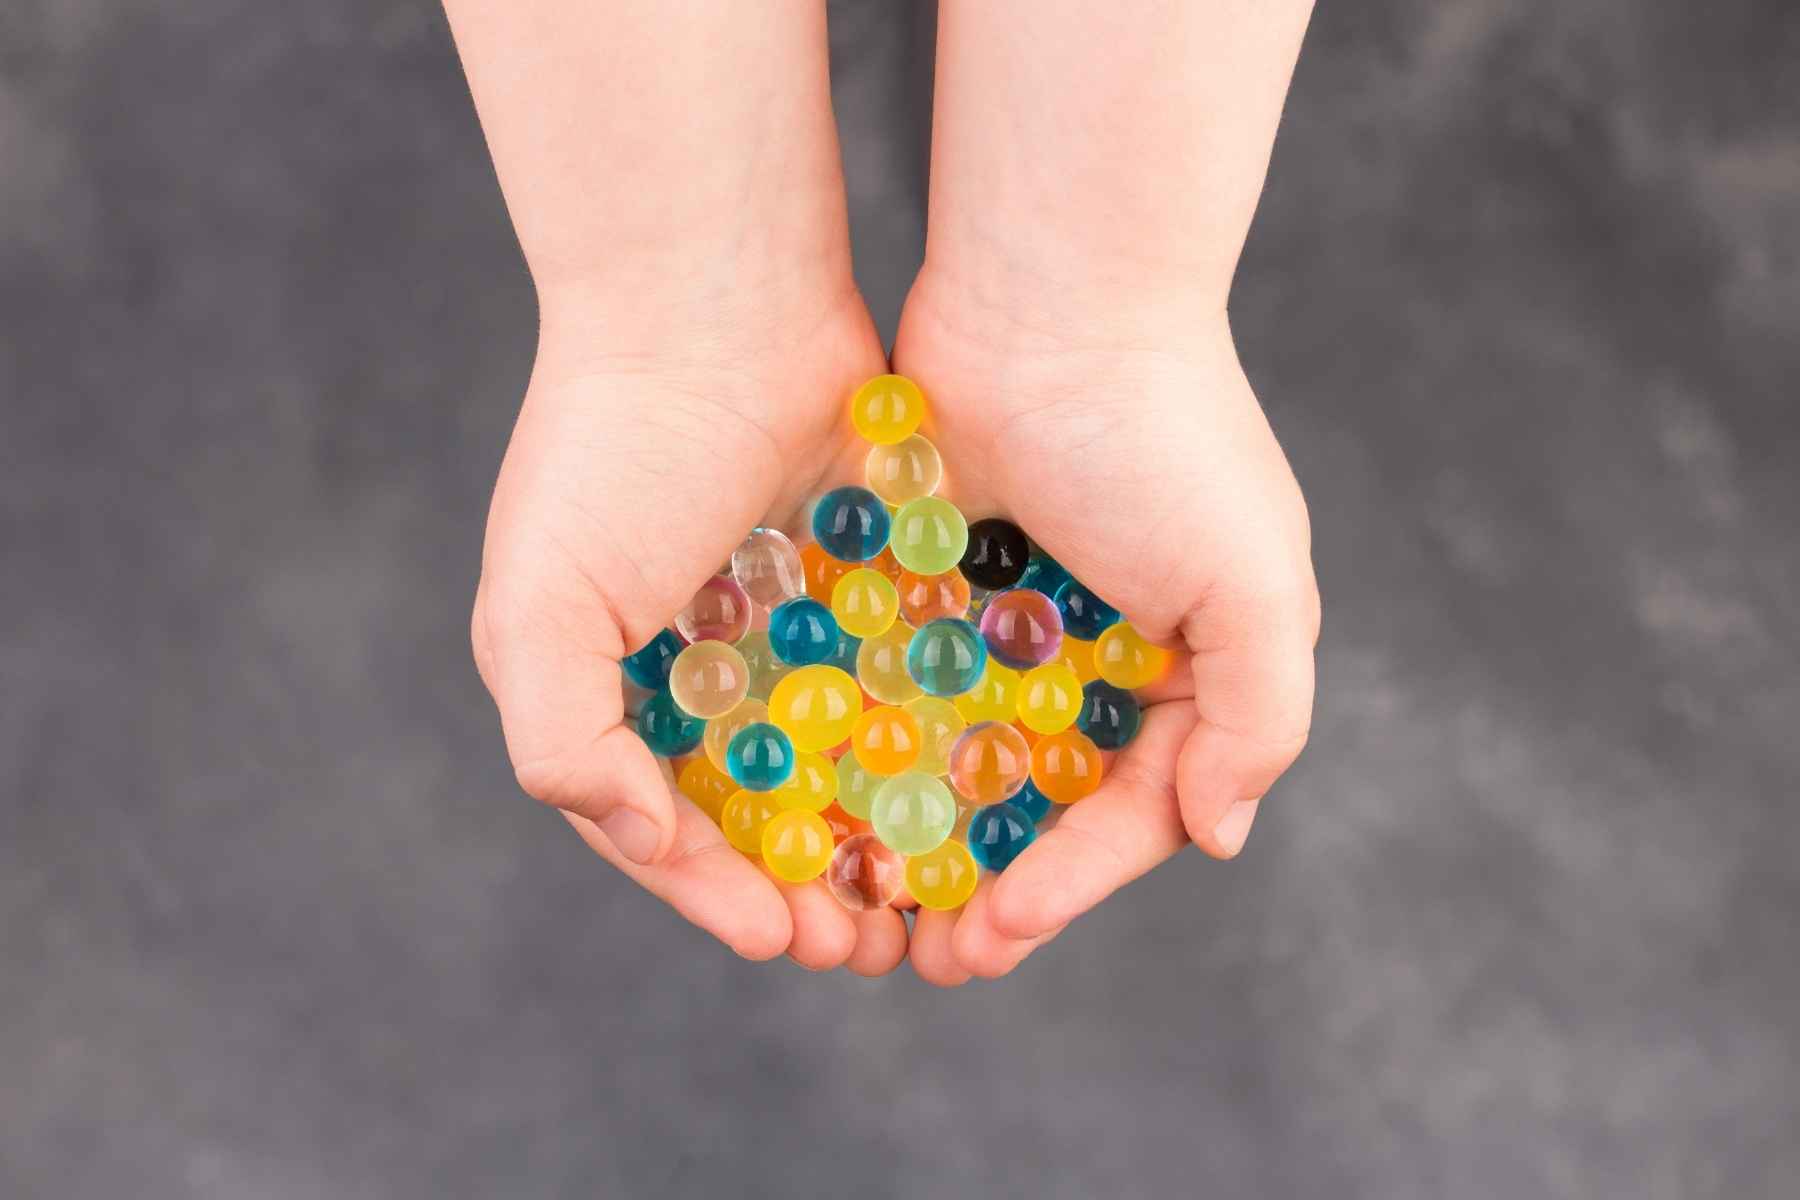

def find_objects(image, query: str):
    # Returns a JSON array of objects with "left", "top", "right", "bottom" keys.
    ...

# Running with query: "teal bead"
[
  {"left": 622, "top": 628, "right": 682, "bottom": 691},
  {"left": 1017, "top": 554, "right": 1072, "bottom": 596},
  {"left": 822, "top": 629, "right": 862, "bottom": 674},
  {"left": 967, "top": 802, "right": 1036, "bottom": 872},
  {"left": 1011, "top": 778, "right": 1052, "bottom": 823},
  {"left": 637, "top": 690, "right": 704, "bottom": 756},
  {"left": 1077, "top": 680, "right": 1142, "bottom": 750},
  {"left": 906, "top": 618, "right": 987, "bottom": 697},
  {"left": 811, "top": 486, "right": 890, "bottom": 562},
  {"left": 1053, "top": 578, "right": 1120, "bottom": 640},
  {"left": 725, "top": 722, "right": 796, "bottom": 791},
  {"left": 769, "top": 597, "right": 840, "bottom": 666}
]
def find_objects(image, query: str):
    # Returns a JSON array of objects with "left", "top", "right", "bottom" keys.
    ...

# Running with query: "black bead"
[{"left": 960, "top": 518, "right": 1030, "bottom": 590}]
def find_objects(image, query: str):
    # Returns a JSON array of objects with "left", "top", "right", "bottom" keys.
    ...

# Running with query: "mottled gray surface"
[{"left": 5, "top": 2, "right": 1798, "bottom": 1197}]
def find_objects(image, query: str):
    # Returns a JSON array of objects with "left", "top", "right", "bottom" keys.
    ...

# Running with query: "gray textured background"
[{"left": 5, "top": 2, "right": 1798, "bottom": 1197}]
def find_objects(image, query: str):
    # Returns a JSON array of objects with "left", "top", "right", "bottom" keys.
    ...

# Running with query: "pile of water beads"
[{"left": 625, "top": 374, "right": 1170, "bottom": 913}]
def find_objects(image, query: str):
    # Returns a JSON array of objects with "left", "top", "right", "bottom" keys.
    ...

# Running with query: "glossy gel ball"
[
  {"left": 897, "top": 568, "right": 971, "bottom": 626},
  {"left": 812, "top": 486, "right": 890, "bottom": 562},
  {"left": 1011, "top": 777, "right": 1053, "bottom": 824},
  {"left": 1053, "top": 578, "right": 1121, "bottom": 640},
  {"left": 622, "top": 628, "right": 683, "bottom": 691},
  {"left": 1031, "top": 729, "right": 1104, "bottom": 805},
  {"left": 855, "top": 624, "right": 923, "bottom": 705},
  {"left": 768, "top": 596, "right": 839, "bottom": 666},
  {"left": 904, "top": 695, "right": 965, "bottom": 777},
  {"left": 1094, "top": 621, "right": 1172, "bottom": 689},
  {"left": 637, "top": 691, "right": 705, "bottom": 757},
  {"left": 960, "top": 518, "right": 1030, "bottom": 590},
  {"left": 954, "top": 661, "right": 1020, "bottom": 725},
  {"left": 730, "top": 527, "right": 805, "bottom": 608},
  {"left": 826, "top": 833, "right": 905, "bottom": 911},
  {"left": 799, "top": 540, "right": 853, "bottom": 604},
  {"left": 678, "top": 756, "right": 736, "bottom": 823},
  {"left": 834, "top": 750, "right": 883, "bottom": 820},
  {"left": 675, "top": 575, "right": 752, "bottom": 644},
  {"left": 865, "top": 433, "right": 942, "bottom": 505},
  {"left": 849, "top": 373, "right": 926, "bottom": 444},
  {"left": 1078, "top": 680, "right": 1142, "bottom": 750},
  {"left": 967, "top": 802, "right": 1037, "bottom": 873},
  {"left": 668, "top": 640, "right": 749, "bottom": 719},
  {"left": 979, "top": 588, "right": 1064, "bottom": 669},
  {"left": 822, "top": 630, "right": 861, "bottom": 675},
  {"left": 761, "top": 809, "right": 834, "bottom": 882},
  {"left": 736, "top": 631, "right": 790, "bottom": 701},
  {"left": 1053, "top": 636, "right": 1101, "bottom": 685},
  {"left": 1017, "top": 663, "right": 1083, "bottom": 735},
  {"left": 906, "top": 840, "right": 979, "bottom": 911},
  {"left": 851, "top": 706, "right": 922, "bottom": 776},
  {"left": 1017, "top": 553, "right": 1073, "bottom": 597},
  {"left": 721, "top": 788, "right": 782, "bottom": 854},
  {"left": 870, "top": 771, "right": 957, "bottom": 855},
  {"left": 907, "top": 618, "right": 987, "bottom": 697},
  {"left": 946, "top": 721, "right": 1032, "bottom": 804},
  {"left": 831, "top": 567, "right": 900, "bottom": 639},
  {"left": 703, "top": 698, "right": 769, "bottom": 772},
  {"left": 889, "top": 496, "right": 969, "bottom": 576},
  {"left": 821, "top": 801, "right": 871, "bottom": 843},
  {"left": 725, "top": 722, "right": 796, "bottom": 792},
  {"left": 767, "top": 664, "right": 863, "bottom": 753},
  {"left": 774, "top": 750, "right": 837, "bottom": 812}
]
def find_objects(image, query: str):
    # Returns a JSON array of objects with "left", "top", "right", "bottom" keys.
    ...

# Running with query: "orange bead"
[
  {"left": 851, "top": 705, "right": 924, "bottom": 775},
  {"left": 869, "top": 546, "right": 906, "bottom": 583},
  {"left": 896, "top": 568, "right": 972, "bottom": 626},
  {"left": 800, "top": 541, "right": 853, "bottom": 605},
  {"left": 1030, "top": 729, "right": 1104, "bottom": 805},
  {"left": 820, "top": 802, "right": 872, "bottom": 843}
]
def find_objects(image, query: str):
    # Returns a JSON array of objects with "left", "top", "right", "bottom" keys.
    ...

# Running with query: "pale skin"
[{"left": 447, "top": 0, "right": 1318, "bottom": 983}]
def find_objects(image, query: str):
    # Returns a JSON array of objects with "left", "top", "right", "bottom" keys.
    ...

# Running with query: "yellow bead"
[
  {"left": 677, "top": 757, "right": 736, "bottom": 823},
  {"left": 774, "top": 750, "right": 837, "bottom": 812},
  {"left": 1054, "top": 636, "right": 1101, "bottom": 685},
  {"left": 905, "top": 839, "right": 978, "bottom": 910},
  {"left": 720, "top": 788, "right": 782, "bottom": 854},
  {"left": 865, "top": 433, "right": 942, "bottom": 505},
  {"left": 835, "top": 750, "right": 883, "bottom": 820},
  {"left": 1093, "top": 622, "right": 1172, "bottom": 689},
  {"left": 904, "top": 695, "right": 965, "bottom": 776},
  {"left": 1017, "top": 663, "right": 1082, "bottom": 734},
  {"left": 703, "top": 698, "right": 770, "bottom": 772},
  {"left": 831, "top": 567, "right": 899, "bottom": 639},
  {"left": 1031, "top": 729, "right": 1104, "bottom": 805},
  {"left": 767, "top": 665, "right": 863, "bottom": 753},
  {"left": 954, "top": 661, "right": 1020, "bottom": 725},
  {"left": 851, "top": 705, "right": 923, "bottom": 775},
  {"left": 761, "top": 809, "right": 834, "bottom": 882},
  {"left": 849, "top": 373, "right": 926, "bottom": 445},
  {"left": 856, "top": 623, "right": 923, "bottom": 705}
]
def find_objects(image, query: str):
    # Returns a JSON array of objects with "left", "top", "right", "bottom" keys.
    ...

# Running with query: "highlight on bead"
[
  {"left": 1030, "top": 729, "right": 1104, "bottom": 805},
  {"left": 905, "top": 839, "right": 979, "bottom": 911},
  {"left": 849, "top": 373, "right": 926, "bottom": 445},
  {"left": 761, "top": 809, "right": 834, "bottom": 882},
  {"left": 669, "top": 639, "right": 750, "bottom": 719},
  {"left": 831, "top": 566, "right": 900, "bottom": 639},
  {"left": 946, "top": 720, "right": 1032, "bottom": 805},
  {"left": 850, "top": 705, "right": 923, "bottom": 776},
  {"left": 676, "top": 574, "right": 751, "bottom": 644},
  {"left": 906, "top": 617, "right": 987, "bottom": 697},
  {"left": 1093, "top": 621, "right": 1172, "bottom": 689},
  {"left": 768, "top": 596, "right": 840, "bottom": 666},
  {"left": 865, "top": 434, "right": 942, "bottom": 505},
  {"left": 767, "top": 664, "right": 863, "bottom": 753},
  {"left": 826, "top": 833, "right": 906, "bottom": 911},
  {"left": 731, "top": 527, "right": 806, "bottom": 609},
  {"left": 979, "top": 587, "right": 1064, "bottom": 670},
  {"left": 1016, "top": 662, "right": 1083, "bottom": 735},
  {"left": 890, "top": 495, "right": 969, "bottom": 576},
  {"left": 870, "top": 770, "right": 957, "bottom": 855}
]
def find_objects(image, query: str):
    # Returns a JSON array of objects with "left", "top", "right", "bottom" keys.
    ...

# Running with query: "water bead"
[
  {"left": 720, "top": 788, "right": 782, "bottom": 853},
  {"left": 834, "top": 751, "right": 883, "bottom": 820},
  {"left": 850, "top": 706, "right": 923, "bottom": 776},
  {"left": 946, "top": 720, "right": 1032, "bottom": 804},
  {"left": 960, "top": 518, "right": 1030, "bottom": 590},
  {"left": 761, "top": 809, "right": 834, "bottom": 882},
  {"left": 731, "top": 527, "right": 805, "bottom": 608},
  {"left": 830, "top": 567, "right": 900, "bottom": 639},
  {"left": 906, "top": 618, "right": 988, "bottom": 697},
  {"left": 678, "top": 756, "right": 736, "bottom": 823},
  {"left": 967, "top": 802, "right": 1037, "bottom": 873},
  {"left": 774, "top": 750, "right": 838, "bottom": 812},
  {"left": 826, "top": 833, "right": 905, "bottom": 911},
  {"left": 979, "top": 588, "right": 1065, "bottom": 669},
  {"left": 637, "top": 691, "right": 705, "bottom": 756},
  {"left": 767, "top": 664, "right": 863, "bottom": 753},
  {"left": 954, "top": 661, "right": 1020, "bottom": 725},
  {"left": 812, "top": 486, "right": 891, "bottom": 562},
  {"left": 896, "top": 568, "right": 971, "bottom": 626},
  {"left": 904, "top": 695, "right": 966, "bottom": 776},
  {"left": 768, "top": 596, "right": 840, "bottom": 666},
  {"left": 622, "top": 628, "right": 683, "bottom": 691},
  {"left": 1016, "top": 663, "right": 1083, "bottom": 734},
  {"left": 890, "top": 496, "right": 969, "bottom": 576},
  {"left": 668, "top": 640, "right": 750, "bottom": 719},
  {"left": 1053, "top": 578, "right": 1121, "bottom": 640},
  {"left": 1094, "top": 621, "right": 1172, "bottom": 689},
  {"left": 822, "top": 630, "right": 861, "bottom": 675},
  {"left": 1053, "top": 636, "right": 1101, "bottom": 685},
  {"left": 1011, "top": 777, "right": 1053, "bottom": 823},
  {"left": 865, "top": 433, "right": 942, "bottom": 505},
  {"left": 703, "top": 698, "right": 769, "bottom": 771},
  {"left": 869, "top": 771, "right": 957, "bottom": 855},
  {"left": 1017, "top": 554, "right": 1072, "bottom": 597},
  {"left": 855, "top": 624, "right": 924, "bottom": 705},
  {"left": 725, "top": 722, "right": 796, "bottom": 792},
  {"left": 676, "top": 575, "right": 752, "bottom": 644},
  {"left": 1031, "top": 729, "right": 1104, "bottom": 805},
  {"left": 849, "top": 373, "right": 926, "bottom": 445},
  {"left": 1078, "top": 680, "right": 1142, "bottom": 750},
  {"left": 800, "top": 541, "right": 853, "bottom": 604},
  {"left": 906, "top": 840, "right": 979, "bottom": 911}
]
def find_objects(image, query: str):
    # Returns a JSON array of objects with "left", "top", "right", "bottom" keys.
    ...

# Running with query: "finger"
[
  {"left": 908, "top": 908, "right": 973, "bottom": 988},
  {"left": 950, "top": 877, "right": 1064, "bottom": 979},
  {"left": 845, "top": 907, "right": 910, "bottom": 978},
  {"left": 986, "top": 702, "right": 1194, "bottom": 940},
  {"left": 778, "top": 879, "right": 858, "bottom": 972},
  {"left": 563, "top": 804, "right": 792, "bottom": 960}
]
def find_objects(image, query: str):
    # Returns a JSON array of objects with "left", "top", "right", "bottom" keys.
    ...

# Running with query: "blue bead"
[
  {"left": 725, "top": 722, "right": 795, "bottom": 791},
  {"left": 637, "top": 690, "right": 704, "bottom": 756},
  {"left": 1053, "top": 578, "right": 1121, "bottom": 640},
  {"left": 621, "top": 628, "right": 683, "bottom": 691},
  {"left": 1017, "top": 553, "right": 1072, "bottom": 596},
  {"left": 768, "top": 597, "right": 840, "bottom": 666},
  {"left": 811, "top": 486, "right": 891, "bottom": 562},
  {"left": 1077, "top": 681, "right": 1142, "bottom": 750},
  {"left": 967, "top": 802, "right": 1037, "bottom": 872},
  {"left": 1011, "top": 778, "right": 1052, "bottom": 823},
  {"left": 822, "top": 629, "right": 862, "bottom": 674},
  {"left": 906, "top": 618, "right": 988, "bottom": 697}
]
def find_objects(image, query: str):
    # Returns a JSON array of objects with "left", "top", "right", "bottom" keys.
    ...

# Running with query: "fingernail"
[
  {"left": 599, "top": 808, "right": 660, "bottom": 864},
  {"left": 1212, "top": 797, "right": 1260, "bottom": 858}
]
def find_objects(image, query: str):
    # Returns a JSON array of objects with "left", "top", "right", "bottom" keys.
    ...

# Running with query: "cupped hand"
[{"left": 893, "top": 277, "right": 1320, "bottom": 985}]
